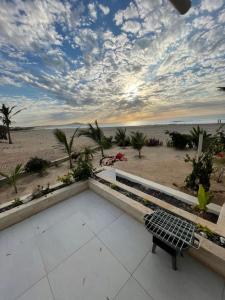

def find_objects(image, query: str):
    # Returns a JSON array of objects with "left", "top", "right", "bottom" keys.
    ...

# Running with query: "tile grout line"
[
  {"left": 222, "top": 282, "right": 225, "bottom": 300},
  {"left": 14, "top": 274, "right": 46, "bottom": 300},
  {"left": 34, "top": 238, "right": 56, "bottom": 300}
]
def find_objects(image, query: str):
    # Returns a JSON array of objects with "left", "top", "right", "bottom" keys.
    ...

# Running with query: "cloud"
[
  {"left": 99, "top": 4, "right": 110, "bottom": 15},
  {"left": 0, "top": 0, "right": 225, "bottom": 126},
  {"left": 122, "top": 20, "right": 141, "bottom": 34},
  {"left": 200, "top": 0, "right": 224, "bottom": 12},
  {"left": 88, "top": 3, "right": 97, "bottom": 21}
]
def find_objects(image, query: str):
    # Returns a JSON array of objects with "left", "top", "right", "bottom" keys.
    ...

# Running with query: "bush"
[
  {"left": 57, "top": 173, "right": 73, "bottom": 185},
  {"left": 72, "top": 159, "right": 93, "bottom": 181},
  {"left": 25, "top": 157, "right": 50, "bottom": 174},
  {"left": 185, "top": 152, "right": 213, "bottom": 191},
  {"left": 189, "top": 125, "right": 212, "bottom": 151},
  {"left": 165, "top": 131, "right": 192, "bottom": 150},
  {"left": 0, "top": 125, "right": 7, "bottom": 140},
  {"left": 130, "top": 131, "right": 146, "bottom": 158},
  {"left": 115, "top": 128, "right": 131, "bottom": 147},
  {"left": 101, "top": 136, "right": 113, "bottom": 149},
  {"left": 146, "top": 138, "right": 163, "bottom": 147}
]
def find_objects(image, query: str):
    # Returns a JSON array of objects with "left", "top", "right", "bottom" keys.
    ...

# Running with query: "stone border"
[
  {"left": 96, "top": 169, "right": 220, "bottom": 234},
  {"left": 89, "top": 178, "right": 225, "bottom": 279},
  {"left": 114, "top": 168, "right": 221, "bottom": 215},
  {"left": 0, "top": 180, "right": 88, "bottom": 231}
]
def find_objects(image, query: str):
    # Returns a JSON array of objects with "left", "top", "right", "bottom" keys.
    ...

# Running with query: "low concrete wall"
[
  {"left": 96, "top": 171, "right": 219, "bottom": 233},
  {"left": 0, "top": 180, "right": 88, "bottom": 231},
  {"left": 114, "top": 168, "right": 221, "bottom": 216},
  {"left": 89, "top": 178, "right": 225, "bottom": 280},
  {"left": 89, "top": 179, "right": 152, "bottom": 223},
  {"left": 189, "top": 234, "right": 225, "bottom": 279}
]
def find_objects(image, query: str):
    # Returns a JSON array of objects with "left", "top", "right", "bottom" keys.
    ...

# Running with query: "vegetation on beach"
[
  {"left": 25, "top": 157, "right": 50, "bottom": 175},
  {"left": 79, "top": 120, "right": 111, "bottom": 158},
  {"left": 0, "top": 164, "right": 23, "bottom": 193},
  {"left": 145, "top": 138, "right": 163, "bottom": 147},
  {"left": 0, "top": 125, "right": 7, "bottom": 140},
  {"left": 130, "top": 131, "right": 146, "bottom": 158},
  {"left": 72, "top": 158, "right": 93, "bottom": 181},
  {"left": 185, "top": 152, "right": 213, "bottom": 192},
  {"left": 0, "top": 104, "right": 24, "bottom": 144},
  {"left": 80, "top": 146, "right": 96, "bottom": 162},
  {"left": 54, "top": 128, "right": 78, "bottom": 168},
  {"left": 115, "top": 128, "right": 130, "bottom": 147},
  {"left": 165, "top": 130, "right": 192, "bottom": 150},
  {"left": 189, "top": 125, "right": 211, "bottom": 150}
]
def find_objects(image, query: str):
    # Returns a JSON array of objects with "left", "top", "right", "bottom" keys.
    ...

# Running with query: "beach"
[{"left": 0, "top": 123, "right": 224, "bottom": 206}]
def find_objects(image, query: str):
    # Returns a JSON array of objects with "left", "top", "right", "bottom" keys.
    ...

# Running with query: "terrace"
[{"left": 0, "top": 179, "right": 224, "bottom": 300}]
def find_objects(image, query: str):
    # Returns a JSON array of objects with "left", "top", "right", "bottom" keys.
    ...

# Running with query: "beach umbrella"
[{"left": 168, "top": 0, "right": 191, "bottom": 14}]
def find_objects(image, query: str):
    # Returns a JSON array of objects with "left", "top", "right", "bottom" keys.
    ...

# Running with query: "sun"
[{"left": 124, "top": 79, "right": 140, "bottom": 100}]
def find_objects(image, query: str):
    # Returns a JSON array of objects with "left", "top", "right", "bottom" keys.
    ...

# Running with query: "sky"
[{"left": 0, "top": 0, "right": 225, "bottom": 127}]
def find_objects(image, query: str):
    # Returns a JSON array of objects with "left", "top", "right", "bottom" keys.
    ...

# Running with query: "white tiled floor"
[{"left": 0, "top": 189, "right": 224, "bottom": 300}]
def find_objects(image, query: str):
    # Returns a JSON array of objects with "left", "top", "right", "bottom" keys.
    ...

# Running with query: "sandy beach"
[{"left": 0, "top": 123, "right": 224, "bottom": 206}]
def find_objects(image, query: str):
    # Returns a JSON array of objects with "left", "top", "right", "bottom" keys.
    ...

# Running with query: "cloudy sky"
[{"left": 0, "top": 0, "right": 225, "bottom": 126}]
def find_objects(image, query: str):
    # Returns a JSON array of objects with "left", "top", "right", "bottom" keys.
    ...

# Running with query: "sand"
[{"left": 0, "top": 123, "right": 224, "bottom": 206}]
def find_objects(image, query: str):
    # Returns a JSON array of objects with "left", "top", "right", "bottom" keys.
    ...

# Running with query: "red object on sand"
[
  {"left": 115, "top": 153, "right": 127, "bottom": 161},
  {"left": 216, "top": 152, "right": 224, "bottom": 158}
]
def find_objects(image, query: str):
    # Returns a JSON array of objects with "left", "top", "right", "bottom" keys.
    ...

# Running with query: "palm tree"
[
  {"left": 131, "top": 131, "right": 146, "bottom": 159},
  {"left": 115, "top": 128, "right": 130, "bottom": 147},
  {"left": 54, "top": 128, "right": 78, "bottom": 168},
  {"left": 81, "top": 146, "right": 97, "bottom": 162},
  {"left": 0, "top": 104, "right": 24, "bottom": 144},
  {"left": 79, "top": 120, "right": 105, "bottom": 158},
  {"left": 190, "top": 125, "right": 211, "bottom": 149},
  {"left": 0, "top": 164, "right": 23, "bottom": 193}
]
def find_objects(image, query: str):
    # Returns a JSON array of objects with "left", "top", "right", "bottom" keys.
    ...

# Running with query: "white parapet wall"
[
  {"left": 98, "top": 167, "right": 221, "bottom": 216},
  {"left": 0, "top": 180, "right": 88, "bottom": 231}
]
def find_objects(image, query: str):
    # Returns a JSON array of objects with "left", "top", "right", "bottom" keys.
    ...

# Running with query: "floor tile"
[
  {"left": 31, "top": 200, "right": 74, "bottom": 234},
  {"left": 99, "top": 214, "right": 152, "bottom": 272},
  {"left": 48, "top": 238, "right": 130, "bottom": 300},
  {"left": 0, "top": 218, "right": 35, "bottom": 253},
  {"left": 0, "top": 239, "right": 45, "bottom": 300},
  {"left": 115, "top": 277, "right": 153, "bottom": 300},
  {"left": 37, "top": 212, "right": 94, "bottom": 272},
  {"left": 133, "top": 249, "right": 224, "bottom": 300},
  {"left": 66, "top": 190, "right": 123, "bottom": 233},
  {"left": 17, "top": 277, "right": 54, "bottom": 300}
]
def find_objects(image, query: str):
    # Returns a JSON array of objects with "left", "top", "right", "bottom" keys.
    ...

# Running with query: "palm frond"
[
  {"left": 69, "top": 128, "right": 79, "bottom": 153},
  {"left": 54, "top": 129, "right": 69, "bottom": 153}
]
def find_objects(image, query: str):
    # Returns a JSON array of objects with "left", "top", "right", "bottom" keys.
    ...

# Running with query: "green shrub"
[
  {"left": 189, "top": 125, "right": 212, "bottom": 150},
  {"left": 196, "top": 184, "right": 210, "bottom": 211},
  {"left": 101, "top": 136, "right": 113, "bottom": 149},
  {"left": 165, "top": 131, "right": 192, "bottom": 150},
  {"left": 185, "top": 152, "right": 213, "bottom": 191},
  {"left": 146, "top": 138, "right": 163, "bottom": 147},
  {"left": 13, "top": 197, "right": 23, "bottom": 207},
  {"left": 57, "top": 173, "right": 73, "bottom": 185},
  {"left": 0, "top": 164, "right": 23, "bottom": 193},
  {"left": 25, "top": 157, "right": 50, "bottom": 174},
  {"left": 115, "top": 128, "right": 131, "bottom": 147},
  {"left": 72, "top": 159, "right": 93, "bottom": 181},
  {"left": 196, "top": 224, "right": 213, "bottom": 237},
  {"left": 130, "top": 131, "right": 146, "bottom": 158}
]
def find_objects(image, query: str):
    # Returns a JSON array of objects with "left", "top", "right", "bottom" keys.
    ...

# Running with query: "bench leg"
[
  {"left": 172, "top": 255, "right": 177, "bottom": 271},
  {"left": 152, "top": 243, "right": 157, "bottom": 254}
]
